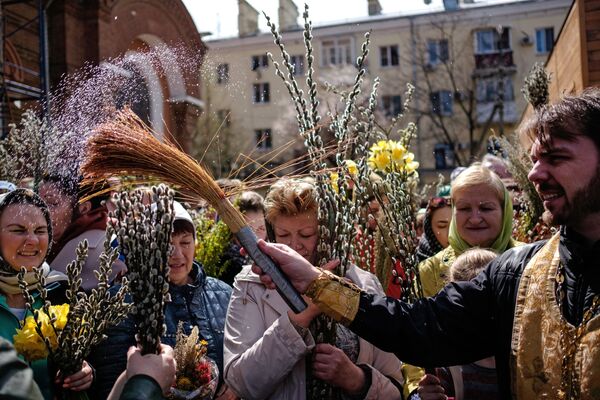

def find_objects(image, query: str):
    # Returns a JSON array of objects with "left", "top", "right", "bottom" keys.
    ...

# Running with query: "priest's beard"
[{"left": 542, "top": 165, "right": 600, "bottom": 227}]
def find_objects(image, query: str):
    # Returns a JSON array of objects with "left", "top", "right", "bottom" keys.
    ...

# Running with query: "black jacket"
[{"left": 349, "top": 227, "right": 600, "bottom": 399}]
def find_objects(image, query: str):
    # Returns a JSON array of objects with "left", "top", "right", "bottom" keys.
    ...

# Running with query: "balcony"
[
  {"left": 475, "top": 51, "right": 514, "bottom": 70},
  {"left": 476, "top": 100, "right": 517, "bottom": 124}
]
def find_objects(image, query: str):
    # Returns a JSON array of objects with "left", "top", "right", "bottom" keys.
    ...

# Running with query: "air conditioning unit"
[{"left": 520, "top": 34, "right": 532, "bottom": 46}]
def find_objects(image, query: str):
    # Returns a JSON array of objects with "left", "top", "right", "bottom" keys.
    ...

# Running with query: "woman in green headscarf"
[
  {"left": 417, "top": 162, "right": 518, "bottom": 297},
  {"left": 402, "top": 163, "right": 520, "bottom": 398}
]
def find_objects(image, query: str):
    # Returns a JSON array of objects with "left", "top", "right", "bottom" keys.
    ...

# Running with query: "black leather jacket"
[{"left": 349, "top": 227, "right": 600, "bottom": 399}]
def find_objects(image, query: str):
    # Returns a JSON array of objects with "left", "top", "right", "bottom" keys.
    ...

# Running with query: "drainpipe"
[
  {"left": 42, "top": 0, "right": 57, "bottom": 116},
  {"left": 410, "top": 16, "right": 422, "bottom": 168}
]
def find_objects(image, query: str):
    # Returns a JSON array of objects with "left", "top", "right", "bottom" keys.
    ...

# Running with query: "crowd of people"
[{"left": 0, "top": 88, "right": 599, "bottom": 400}]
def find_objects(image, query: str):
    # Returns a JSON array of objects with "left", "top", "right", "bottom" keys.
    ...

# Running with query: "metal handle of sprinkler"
[{"left": 236, "top": 226, "right": 308, "bottom": 313}]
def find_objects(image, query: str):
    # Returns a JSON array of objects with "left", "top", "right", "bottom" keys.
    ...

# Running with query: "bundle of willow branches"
[
  {"left": 265, "top": 5, "right": 423, "bottom": 397},
  {"left": 109, "top": 185, "right": 173, "bottom": 355},
  {"left": 0, "top": 110, "right": 51, "bottom": 188},
  {"left": 17, "top": 235, "right": 130, "bottom": 382},
  {"left": 496, "top": 62, "right": 550, "bottom": 242}
]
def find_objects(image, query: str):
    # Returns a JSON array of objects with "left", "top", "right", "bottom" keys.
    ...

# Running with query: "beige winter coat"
[{"left": 224, "top": 264, "right": 403, "bottom": 400}]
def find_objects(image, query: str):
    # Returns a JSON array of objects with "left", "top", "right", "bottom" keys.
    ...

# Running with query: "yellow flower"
[
  {"left": 389, "top": 142, "right": 407, "bottom": 164},
  {"left": 330, "top": 172, "right": 340, "bottom": 193},
  {"left": 14, "top": 317, "right": 48, "bottom": 362},
  {"left": 344, "top": 160, "right": 358, "bottom": 177},
  {"left": 50, "top": 304, "right": 69, "bottom": 330},
  {"left": 403, "top": 152, "right": 419, "bottom": 174},
  {"left": 176, "top": 376, "right": 194, "bottom": 390},
  {"left": 12, "top": 304, "right": 70, "bottom": 362},
  {"left": 369, "top": 151, "right": 391, "bottom": 171},
  {"left": 405, "top": 160, "right": 420, "bottom": 174},
  {"left": 369, "top": 140, "right": 388, "bottom": 154}
]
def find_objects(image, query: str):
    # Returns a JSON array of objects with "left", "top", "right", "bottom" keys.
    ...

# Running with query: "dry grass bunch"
[{"left": 81, "top": 110, "right": 246, "bottom": 232}]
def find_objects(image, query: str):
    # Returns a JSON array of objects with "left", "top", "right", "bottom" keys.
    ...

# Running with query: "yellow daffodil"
[
  {"left": 50, "top": 304, "right": 69, "bottom": 330},
  {"left": 405, "top": 160, "right": 419, "bottom": 173},
  {"left": 369, "top": 151, "right": 391, "bottom": 171},
  {"left": 368, "top": 139, "right": 419, "bottom": 174},
  {"left": 404, "top": 152, "right": 419, "bottom": 174},
  {"left": 13, "top": 304, "right": 70, "bottom": 362},
  {"left": 14, "top": 316, "right": 49, "bottom": 361},
  {"left": 330, "top": 172, "right": 340, "bottom": 193},
  {"left": 389, "top": 142, "right": 407, "bottom": 164},
  {"left": 344, "top": 160, "right": 358, "bottom": 177}
]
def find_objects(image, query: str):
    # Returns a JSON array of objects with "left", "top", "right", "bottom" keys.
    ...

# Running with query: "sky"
[{"left": 181, "top": 0, "right": 448, "bottom": 40}]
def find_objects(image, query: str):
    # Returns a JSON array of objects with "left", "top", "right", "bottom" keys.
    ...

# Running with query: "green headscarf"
[{"left": 448, "top": 186, "right": 515, "bottom": 255}]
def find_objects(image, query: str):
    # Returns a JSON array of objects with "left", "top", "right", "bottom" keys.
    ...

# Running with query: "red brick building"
[{"left": 1, "top": 0, "right": 204, "bottom": 152}]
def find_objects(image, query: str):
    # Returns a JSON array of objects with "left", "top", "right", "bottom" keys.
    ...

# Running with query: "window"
[
  {"left": 427, "top": 39, "right": 449, "bottom": 65},
  {"left": 322, "top": 38, "right": 353, "bottom": 66},
  {"left": 434, "top": 143, "right": 455, "bottom": 169},
  {"left": 475, "top": 28, "right": 510, "bottom": 54},
  {"left": 217, "top": 63, "right": 229, "bottom": 84},
  {"left": 217, "top": 109, "right": 231, "bottom": 127},
  {"left": 430, "top": 90, "right": 453, "bottom": 116},
  {"left": 291, "top": 55, "right": 305, "bottom": 76},
  {"left": 535, "top": 27, "right": 554, "bottom": 54},
  {"left": 476, "top": 77, "right": 514, "bottom": 103},
  {"left": 381, "top": 95, "right": 402, "bottom": 118},
  {"left": 251, "top": 54, "right": 269, "bottom": 71},
  {"left": 255, "top": 129, "right": 272, "bottom": 150},
  {"left": 252, "top": 83, "right": 270, "bottom": 104},
  {"left": 380, "top": 45, "right": 399, "bottom": 67}
]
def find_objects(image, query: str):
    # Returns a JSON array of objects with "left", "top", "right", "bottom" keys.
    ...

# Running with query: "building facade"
[
  {"left": 201, "top": 0, "right": 570, "bottom": 180},
  {"left": 1, "top": 0, "right": 204, "bottom": 152},
  {"left": 525, "top": 0, "right": 599, "bottom": 110}
]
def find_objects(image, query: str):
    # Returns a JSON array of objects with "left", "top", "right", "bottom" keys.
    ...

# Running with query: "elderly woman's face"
[
  {"left": 39, "top": 182, "right": 74, "bottom": 243},
  {"left": 0, "top": 204, "right": 49, "bottom": 271},
  {"left": 453, "top": 183, "right": 503, "bottom": 248},
  {"left": 272, "top": 211, "right": 319, "bottom": 265},
  {"left": 168, "top": 231, "right": 195, "bottom": 286}
]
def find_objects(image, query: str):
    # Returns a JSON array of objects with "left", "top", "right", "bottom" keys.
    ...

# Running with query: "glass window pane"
[
  {"left": 439, "top": 40, "right": 449, "bottom": 61},
  {"left": 546, "top": 28, "right": 554, "bottom": 52},
  {"left": 390, "top": 45, "right": 399, "bottom": 65},
  {"left": 427, "top": 41, "right": 437, "bottom": 64},
  {"left": 380, "top": 46, "right": 388, "bottom": 66}
]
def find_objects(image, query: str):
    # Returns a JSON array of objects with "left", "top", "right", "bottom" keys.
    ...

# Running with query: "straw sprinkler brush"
[{"left": 80, "top": 109, "right": 307, "bottom": 313}]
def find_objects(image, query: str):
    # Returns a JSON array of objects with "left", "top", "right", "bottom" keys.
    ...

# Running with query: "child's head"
[{"left": 450, "top": 248, "right": 497, "bottom": 282}]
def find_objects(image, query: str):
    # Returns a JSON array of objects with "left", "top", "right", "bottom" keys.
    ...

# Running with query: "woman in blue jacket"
[{"left": 91, "top": 201, "right": 236, "bottom": 399}]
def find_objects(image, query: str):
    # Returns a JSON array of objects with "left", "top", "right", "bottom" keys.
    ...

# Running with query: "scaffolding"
[{"left": 0, "top": 0, "right": 48, "bottom": 137}]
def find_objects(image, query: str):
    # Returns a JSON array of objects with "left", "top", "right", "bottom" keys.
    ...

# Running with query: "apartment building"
[{"left": 201, "top": 0, "right": 570, "bottom": 180}]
